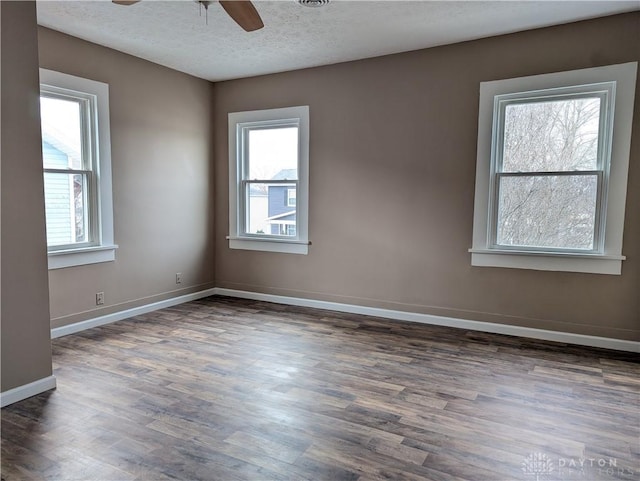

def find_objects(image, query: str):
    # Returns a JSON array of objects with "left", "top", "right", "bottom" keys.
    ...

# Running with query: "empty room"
[{"left": 1, "top": 1, "right": 639, "bottom": 480}]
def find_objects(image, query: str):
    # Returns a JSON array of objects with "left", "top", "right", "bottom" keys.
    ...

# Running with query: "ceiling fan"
[{"left": 112, "top": 0, "right": 264, "bottom": 32}]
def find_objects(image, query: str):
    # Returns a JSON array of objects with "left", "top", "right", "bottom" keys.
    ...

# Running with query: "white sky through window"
[
  {"left": 248, "top": 127, "right": 298, "bottom": 180},
  {"left": 40, "top": 96, "right": 83, "bottom": 168}
]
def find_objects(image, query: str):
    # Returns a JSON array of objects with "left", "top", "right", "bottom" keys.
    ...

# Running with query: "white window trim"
[
  {"left": 40, "top": 68, "right": 117, "bottom": 269},
  {"left": 228, "top": 106, "right": 310, "bottom": 255},
  {"left": 470, "top": 62, "right": 637, "bottom": 275}
]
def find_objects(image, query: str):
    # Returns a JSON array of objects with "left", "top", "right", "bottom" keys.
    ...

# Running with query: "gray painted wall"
[
  {"left": 1, "top": 1, "right": 53, "bottom": 392},
  {"left": 1, "top": 9, "right": 638, "bottom": 401},
  {"left": 37, "top": 27, "right": 217, "bottom": 329},
  {"left": 213, "top": 13, "right": 640, "bottom": 341}
]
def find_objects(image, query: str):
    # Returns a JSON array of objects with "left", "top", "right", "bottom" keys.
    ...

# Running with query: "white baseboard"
[
  {"left": 1, "top": 375, "right": 57, "bottom": 408},
  {"left": 51, "top": 288, "right": 218, "bottom": 339},
  {"left": 48, "top": 285, "right": 639, "bottom": 353},
  {"left": 214, "top": 288, "right": 640, "bottom": 353}
]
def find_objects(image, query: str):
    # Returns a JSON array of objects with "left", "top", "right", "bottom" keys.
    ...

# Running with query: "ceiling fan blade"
[
  {"left": 112, "top": 1, "right": 140, "bottom": 5},
  {"left": 219, "top": 1, "right": 264, "bottom": 32}
]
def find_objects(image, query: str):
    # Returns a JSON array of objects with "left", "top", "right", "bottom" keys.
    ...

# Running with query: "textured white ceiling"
[{"left": 37, "top": 0, "right": 639, "bottom": 81}]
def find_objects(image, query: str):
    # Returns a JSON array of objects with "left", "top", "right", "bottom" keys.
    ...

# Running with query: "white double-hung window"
[
  {"left": 40, "top": 69, "right": 116, "bottom": 269},
  {"left": 470, "top": 63, "right": 637, "bottom": 275},
  {"left": 228, "top": 106, "right": 309, "bottom": 254}
]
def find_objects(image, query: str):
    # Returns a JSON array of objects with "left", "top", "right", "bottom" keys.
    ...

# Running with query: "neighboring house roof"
[
  {"left": 41, "top": 128, "right": 81, "bottom": 166},
  {"left": 249, "top": 184, "right": 267, "bottom": 196},
  {"left": 271, "top": 169, "right": 297, "bottom": 180},
  {"left": 266, "top": 211, "right": 296, "bottom": 222}
]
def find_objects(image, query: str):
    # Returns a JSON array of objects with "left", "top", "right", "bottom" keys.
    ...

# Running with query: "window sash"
[
  {"left": 240, "top": 179, "right": 299, "bottom": 239},
  {"left": 237, "top": 121, "right": 301, "bottom": 240},
  {"left": 40, "top": 89, "right": 95, "bottom": 171},
  {"left": 44, "top": 168, "right": 92, "bottom": 175},
  {"left": 40, "top": 87, "right": 100, "bottom": 251},
  {"left": 239, "top": 120, "right": 300, "bottom": 180},
  {"left": 43, "top": 170, "right": 95, "bottom": 250},
  {"left": 488, "top": 85, "right": 613, "bottom": 255},
  {"left": 494, "top": 91, "right": 609, "bottom": 173},
  {"left": 491, "top": 171, "right": 603, "bottom": 253}
]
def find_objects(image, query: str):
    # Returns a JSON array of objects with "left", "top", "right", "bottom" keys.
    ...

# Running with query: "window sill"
[
  {"left": 469, "top": 248, "right": 624, "bottom": 275},
  {"left": 227, "top": 236, "right": 309, "bottom": 255},
  {"left": 48, "top": 244, "right": 118, "bottom": 270}
]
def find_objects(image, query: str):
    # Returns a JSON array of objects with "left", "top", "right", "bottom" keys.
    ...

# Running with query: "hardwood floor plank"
[{"left": 2, "top": 296, "right": 638, "bottom": 481}]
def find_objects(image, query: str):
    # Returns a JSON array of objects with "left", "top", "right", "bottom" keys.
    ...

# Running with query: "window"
[
  {"left": 470, "top": 63, "right": 637, "bottom": 275},
  {"left": 287, "top": 188, "right": 297, "bottom": 207},
  {"left": 495, "top": 88, "right": 608, "bottom": 251},
  {"left": 40, "top": 69, "right": 116, "bottom": 269},
  {"left": 228, "top": 106, "right": 309, "bottom": 254}
]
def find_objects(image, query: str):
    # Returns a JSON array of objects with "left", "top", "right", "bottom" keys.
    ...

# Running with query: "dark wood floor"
[{"left": 1, "top": 296, "right": 638, "bottom": 481}]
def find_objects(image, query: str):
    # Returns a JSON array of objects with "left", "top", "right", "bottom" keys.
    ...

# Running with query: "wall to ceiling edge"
[{"left": 213, "top": 12, "right": 640, "bottom": 341}]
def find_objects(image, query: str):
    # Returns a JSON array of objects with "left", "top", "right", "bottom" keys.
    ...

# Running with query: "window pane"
[
  {"left": 40, "top": 96, "right": 84, "bottom": 170},
  {"left": 44, "top": 172, "right": 87, "bottom": 246},
  {"left": 246, "top": 182, "right": 296, "bottom": 237},
  {"left": 248, "top": 127, "right": 298, "bottom": 180},
  {"left": 497, "top": 175, "right": 597, "bottom": 250},
  {"left": 502, "top": 97, "right": 600, "bottom": 172},
  {"left": 287, "top": 188, "right": 297, "bottom": 207}
]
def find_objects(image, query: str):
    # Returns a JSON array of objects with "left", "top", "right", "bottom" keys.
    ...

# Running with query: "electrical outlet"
[
  {"left": 176, "top": 273, "right": 183, "bottom": 285},
  {"left": 96, "top": 292, "right": 105, "bottom": 305}
]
